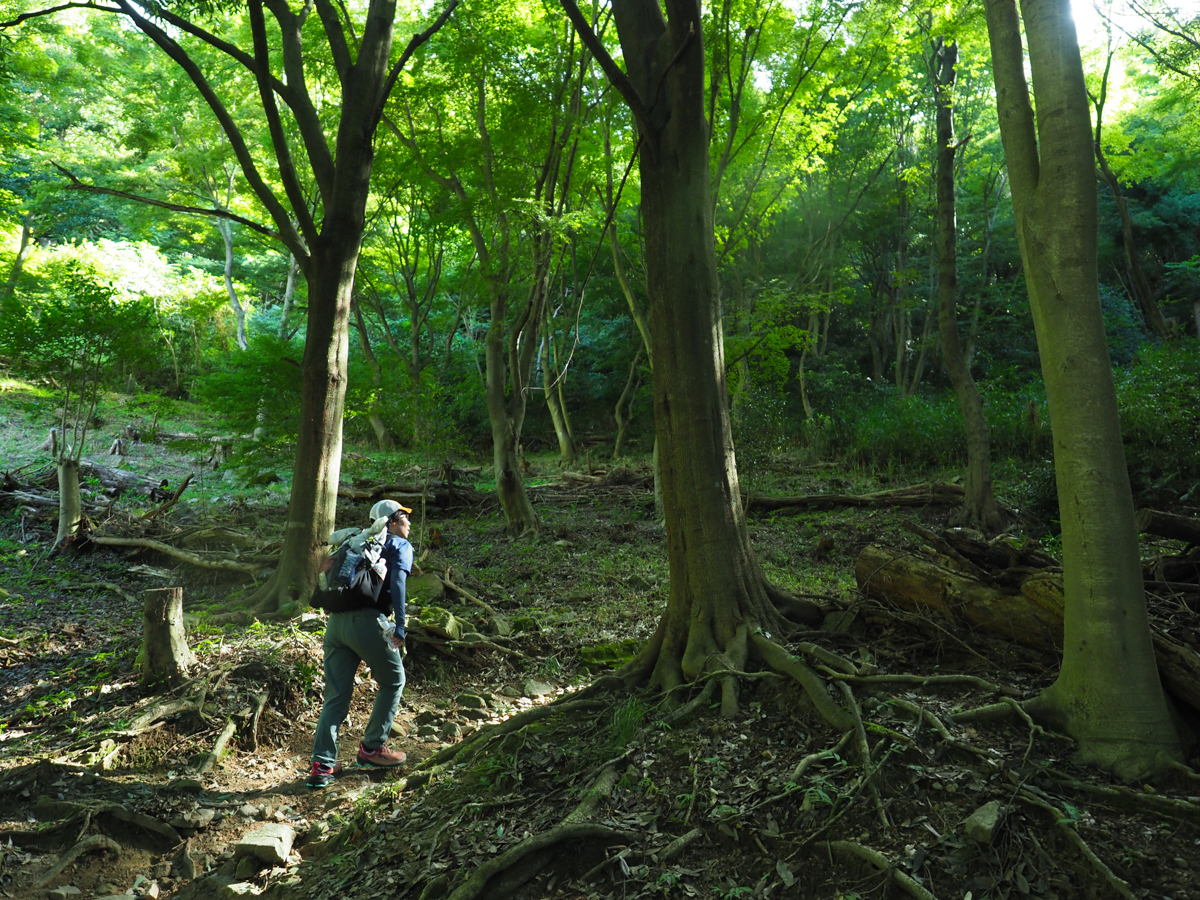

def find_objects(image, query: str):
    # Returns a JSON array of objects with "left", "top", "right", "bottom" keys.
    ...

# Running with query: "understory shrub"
[{"left": 1116, "top": 339, "right": 1200, "bottom": 506}]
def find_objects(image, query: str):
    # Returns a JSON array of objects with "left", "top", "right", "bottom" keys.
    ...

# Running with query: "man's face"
[{"left": 388, "top": 513, "right": 411, "bottom": 539}]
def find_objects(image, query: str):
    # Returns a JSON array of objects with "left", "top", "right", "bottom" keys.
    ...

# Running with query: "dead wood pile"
[{"left": 856, "top": 514, "right": 1200, "bottom": 712}]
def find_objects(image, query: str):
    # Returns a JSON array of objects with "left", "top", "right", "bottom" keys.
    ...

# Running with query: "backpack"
[{"left": 311, "top": 519, "right": 389, "bottom": 613}]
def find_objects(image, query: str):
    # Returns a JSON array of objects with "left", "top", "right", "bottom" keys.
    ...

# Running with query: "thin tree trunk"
[
  {"left": 279, "top": 252, "right": 299, "bottom": 341},
  {"left": 1092, "top": 45, "right": 1171, "bottom": 340},
  {"left": 351, "top": 299, "right": 395, "bottom": 449},
  {"left": 543, "top": 323, "right": 576, "bottom": 464},
  {"left": 1, "top": 221, "right": 33, "bottom": 304},
  {"left": 984, "top": 0, "right": 1182, "bottom": 776},
  {"left": 613, "top": 345, "right": 643, "bottom": 459},
  {"left": 217, "top": 217, "right": 248, "bottom": 351},
  {"left": 55, "top": 459, "right": 82, "bottom": 548},
  {"left": 931, "top": 38, "right": 1003, "bottom": 533}
]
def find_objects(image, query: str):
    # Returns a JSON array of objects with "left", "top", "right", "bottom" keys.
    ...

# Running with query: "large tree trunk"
[
  {"left": 593, "top": 0, "right": 817, "bottom": 715},
  {"left": 931, "top": 39, "right": 1003, "bottom": 534},
  {"left": 984, "top": 0, "right": 1182, "bottom": 776},
  {"left": 252, "top": 246, "right": 356, "bottom": 613}
]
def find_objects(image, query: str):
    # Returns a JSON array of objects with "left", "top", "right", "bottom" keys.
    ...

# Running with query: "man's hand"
[{"left": 390, "top": 633, "right": 405, "bottom": 653}]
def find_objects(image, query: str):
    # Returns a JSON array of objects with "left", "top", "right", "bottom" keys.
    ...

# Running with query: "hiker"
[{"left": 307, "top": 499, "right": 413, "bottom": 788}]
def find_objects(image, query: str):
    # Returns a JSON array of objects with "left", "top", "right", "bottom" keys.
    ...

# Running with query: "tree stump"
[{"left": 141, "top": 587, "right": 196, "bottom": 687}]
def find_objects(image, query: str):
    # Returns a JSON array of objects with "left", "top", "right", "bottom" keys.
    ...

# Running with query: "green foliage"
[
  {"left": 1115, "top": 339, "right": 1200, "bottom": 505},
  {"left": 193, "top": 331, "right": 303, "bottom": 438}
]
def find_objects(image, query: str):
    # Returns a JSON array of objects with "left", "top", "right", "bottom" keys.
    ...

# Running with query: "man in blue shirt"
[{"left": 307, "top": 499, "right": 411, "bottom": 788}]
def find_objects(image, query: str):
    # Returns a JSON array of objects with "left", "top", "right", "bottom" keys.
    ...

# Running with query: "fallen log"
[
  {"left": 856, "top": 543, "right": 1200, "bottom": 712},
  {"left": 1138, "top": 509, "right": 1200, "bottom": 545},
  {"left": 747, "top": 482, "right": 966, "bottom": 513},
  {"left": 337, "top": 480, "right": 489, "bottom": 506}
]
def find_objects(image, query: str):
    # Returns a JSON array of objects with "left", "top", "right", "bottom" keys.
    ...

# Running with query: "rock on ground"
[{"left": 234, "top": 823, "right": 295, "bottom": 865}]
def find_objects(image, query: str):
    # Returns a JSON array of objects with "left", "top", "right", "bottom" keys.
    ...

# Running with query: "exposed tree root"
[
  {"left": 35, "top": 834, "right": 121, "bottom": 887},
  {"left": 825, "top": 840, "right": 940, "bottom": 900},
  {"left": 411, "top": 697, "right": 613, "bottom": 778},
  {"left": 887, "top": 698, "right": 990, "bottom": 759},
  {"left": 837, "top": 681, "right": 889, "bottom": 827},
  {"left": 445, "top": 823, "right": 631, "bottom": 900},
  {"left": 827, "top": 672, "right": 1021, "bottom": 697},
  {"left": 1043, "top": 772, "right": 1200, "bottom": 824},
  {"left": 750, "top": 632, "right": 854, "bottom": 730},
  {"left": 191, "top": 718, "right": 236, "bottom": 775},
  {"left": 243, "top": 692, "right": 269, "bottom": 752},
  {"left": 1017, "top": 789, "right": 1137, "bottom": 900},
  {"left": 126, "top": 697, "right": 200, "bottom": 735},
  {"left": 658, "top": 827, "right": 703, "bottom": 864}
]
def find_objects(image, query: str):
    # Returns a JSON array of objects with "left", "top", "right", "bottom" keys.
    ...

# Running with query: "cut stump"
[{"left": 141, "top": 587, "right": 196, "bottom": 688}]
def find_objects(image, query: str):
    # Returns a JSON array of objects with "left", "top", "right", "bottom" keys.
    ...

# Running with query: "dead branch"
[
  {"left": 143, "top": 472, "right": 193, "bottom": 519},
  {"left": 825, "top": 841, "right": 940, "bottom": 900},
  {"left": 36, "top": 834, "right": 121, "bottom": 887},
  {"left": 90, "top": 535, "right": 264, "bottom": 576}
]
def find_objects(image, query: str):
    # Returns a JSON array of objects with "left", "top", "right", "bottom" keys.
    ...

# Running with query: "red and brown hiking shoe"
[
  {"left": 306, "top": 761, "right": 343, "bottom": 788},
  {"left": 356, "top": 742, "right": 407, "bottom": 769}
]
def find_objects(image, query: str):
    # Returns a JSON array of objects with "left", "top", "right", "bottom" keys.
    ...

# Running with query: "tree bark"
[
  {"left": 984, "top": 0, "right": 1182, "bottom": 776},
  {"left": 55, "top": 459, "right": 82, "bottom": 548},
  {"left": 930, "top": 39, "right": 1003, "bottom": 534},
  {"left": 278, "top": 252, "right": 300, "bottom": 341},
  {"left": 140, "top": 587, "right": 196, "bottom": 688},
  {"left": 259, "top": 242, "right": 357, "bottom": 611},
  {"left": 571, "top": 0, "right": 809, "bottom": 714}
]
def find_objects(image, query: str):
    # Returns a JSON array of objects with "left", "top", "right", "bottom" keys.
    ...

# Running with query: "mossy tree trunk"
[{"left": 984, "top": 0, "right": 1183, "bottom": 777}]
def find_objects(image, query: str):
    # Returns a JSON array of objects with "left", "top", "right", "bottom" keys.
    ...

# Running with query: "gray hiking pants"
[{"left": 311, "top": 608, "right": 405, "bottom": 765}]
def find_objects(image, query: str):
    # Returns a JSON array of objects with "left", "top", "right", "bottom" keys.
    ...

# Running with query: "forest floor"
[{"left": 1, "top": 391, "right": 1200, "bottom": 900}]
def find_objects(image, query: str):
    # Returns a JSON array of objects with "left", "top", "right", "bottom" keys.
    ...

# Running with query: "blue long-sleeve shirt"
[{"left": 380, "top": 533, "right": 412, "bottom": 640}]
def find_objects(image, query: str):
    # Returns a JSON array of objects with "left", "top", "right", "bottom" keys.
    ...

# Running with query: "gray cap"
[{"left": 370, "top": 499, "right": 412, "bottom": 520}]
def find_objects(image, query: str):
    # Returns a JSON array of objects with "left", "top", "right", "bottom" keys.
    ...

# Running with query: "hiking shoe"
[
  {"left": 356, "top": 742, "right": 406, "bottom": 769},
  {"left": 306, "top": 761, "right": 342, "bottom": 788}
]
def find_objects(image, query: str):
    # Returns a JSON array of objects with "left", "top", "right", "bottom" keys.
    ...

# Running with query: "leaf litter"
[{"left": 0, "top": 450, "right": 1198, "bottom": 900}]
